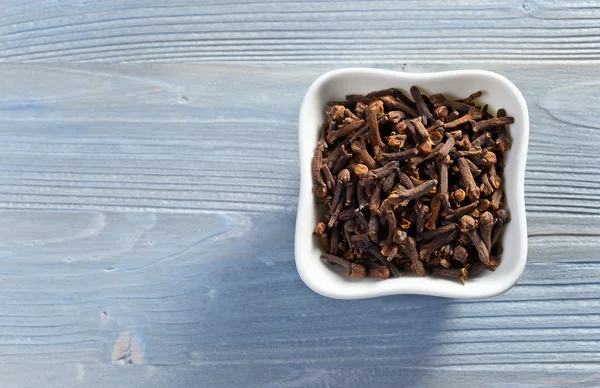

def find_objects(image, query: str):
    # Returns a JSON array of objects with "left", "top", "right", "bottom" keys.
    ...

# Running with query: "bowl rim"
[{"left": 295, "top": 67, "right": 529, "bottom": 299}]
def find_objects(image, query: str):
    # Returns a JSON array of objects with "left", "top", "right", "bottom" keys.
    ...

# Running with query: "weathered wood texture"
[
  {"left": 0, "top": 63, "right": 598, "bottom": 388},
  {"left": 0, "top": 1, "right": 599, "bottom": 387},
  {"left": 1, "top": 0, "right": 600, "bottom": 63}
]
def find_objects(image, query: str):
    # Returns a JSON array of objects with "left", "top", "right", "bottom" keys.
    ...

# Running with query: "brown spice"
[{"left": 312, "top": 86, "right": 512, "bottom": 283}]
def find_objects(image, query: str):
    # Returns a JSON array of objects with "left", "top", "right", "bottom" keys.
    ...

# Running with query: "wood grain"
[
  {"left": 1, "top": 1, "right": 600, "bottom": 62},
  {"left": 0, "top": 63, "right": 597, "bottom": 387},
  {"left": 0, "top": 0, "right": 599, "bottom": 386},
  {"left": 0, "top": 64, "right": 598, "bottom": 220}
]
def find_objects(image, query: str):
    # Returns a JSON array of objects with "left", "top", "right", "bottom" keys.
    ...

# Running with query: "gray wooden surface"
[{"left": 0, "top": 1, "right": 599, "bottom": 387}]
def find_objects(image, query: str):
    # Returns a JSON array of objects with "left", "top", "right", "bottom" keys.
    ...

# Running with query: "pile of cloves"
[{"left": 312, "top": 86, "right": 512, "bottom": 284}]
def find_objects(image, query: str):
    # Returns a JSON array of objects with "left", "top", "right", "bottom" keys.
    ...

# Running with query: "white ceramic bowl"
[{"left": 295, "top": 68, "right": 529, "bottom": 299}]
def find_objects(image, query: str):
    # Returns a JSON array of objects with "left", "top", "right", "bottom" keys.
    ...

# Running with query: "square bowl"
[{"left": 295, "top": 68, "right": 529, "bottom": 299}]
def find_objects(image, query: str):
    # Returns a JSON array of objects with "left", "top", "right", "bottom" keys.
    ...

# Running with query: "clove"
[
  {"left": 460, "top": 215, "right": 489, "bottom": 264},
  {"left": 312, "top": 85, "right": 513, "bottom": 283}
]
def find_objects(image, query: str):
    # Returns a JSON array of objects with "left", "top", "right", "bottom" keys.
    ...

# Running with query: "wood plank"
[
  {"left": 2, "top": 364, "right": 599, "bottom": 388},
  {"left": 2, "top": 1, "right": 600, "bottom": 62}
]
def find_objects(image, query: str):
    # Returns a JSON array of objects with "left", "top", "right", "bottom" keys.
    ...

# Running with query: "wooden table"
[{"left": 1, "top": 1, "right": 599, "bottom": 387}]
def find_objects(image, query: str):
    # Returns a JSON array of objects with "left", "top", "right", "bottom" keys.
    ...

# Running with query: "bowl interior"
[{"left": 296, "top": 68, "right": 528, "bottom": 299}]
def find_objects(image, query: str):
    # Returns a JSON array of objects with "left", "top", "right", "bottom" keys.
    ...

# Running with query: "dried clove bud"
[
  {"left": 368, "top": 265, "right": 390, "bottom": 279},
  {"left": 349, "top": 263, "right": 367, "bottom": 278},
  {"left": 377, "top": 148, "right": 419, "bottom": 163},
  {"left": 432, "top": 267, "right": 469, "bottom": 285},
  {"left": 452, "top": 188, "right": 466, "bottom": 204},
  {"left": 351, "top": 141, "right": 377, "bottom": 170},
  {"left": 453, "top": 245, "right": 469, "bottom": 264},
  {"left": 416, "top": 202, "right": 430, "bottom": 234},
  {"left": 366, "top": 100, "right": 386, "bottom": 154},
  {"left": 400, "top": 237, "right": 426, "bottom": 276},
  {"left": 321, "top": 253, "right": 350, "bottom": 268},
  {"left": 443, "top": 107, "right": 482, "bottom": 129},
  {"left": 382, "top": 170, "right": 397, "bottom": 192},
  {"left": 460, "top": 215, "right": 489, "bottom": 264},
  {"left": 410, "top": 86, "right": 435, "bottom": 125},
  {"left": 328, "top": 119, "right": 366, "bottom": 143},
  {"left": 314, "top": 222, "right": 329, "bottom": 250},
  {"left": 479, "top": 211, "right": 495, "bottom": 251},
  {"left": 458, "top": 158, "right": 480, "bottom": 201},
  {"left": 434, "top": 105, "right": 449, "bottom": 120},
  {"left": 362, "top": 162, "right": 399, "bottom": 184},
  {"left": 419, "top": 229, "right": 460, "bottom": 261},
  {"left": 445, "top": 201, "right": 480, "bottom": 220},
  {"left": 418, "top": 224, "right": 457, "bottom": 242},
  {"left": 379, "top": 95, "right": 419, "bottom": 118},
  {"left": 425, "top": 195, "right": 442, "bottom": 230},
  {"left": 473, "top": 116, "right": 514, "bottom": 133},
  {"left": 491, "top": 208, "right": 509, "bottom": 246}
]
